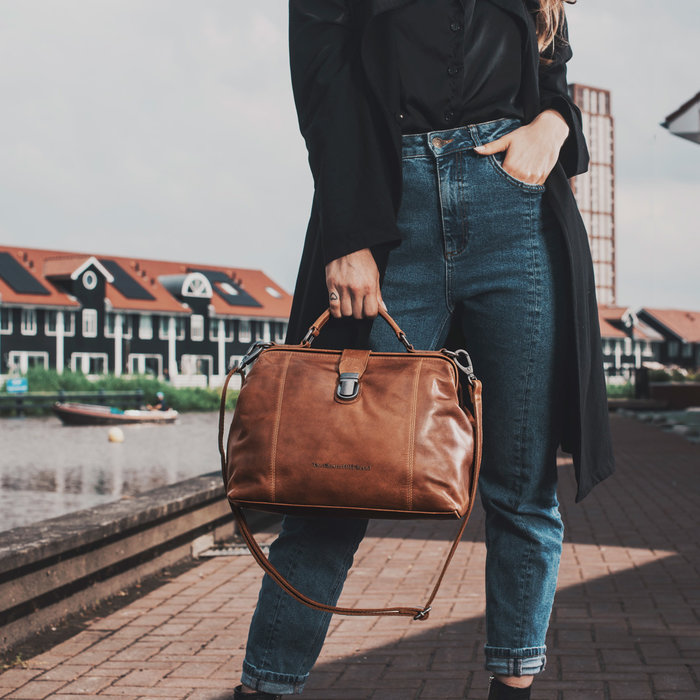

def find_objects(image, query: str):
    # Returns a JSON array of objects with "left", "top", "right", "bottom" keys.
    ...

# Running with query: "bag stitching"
[
  {"left": 407, "top": 358, "right": 423, "bottom": 510},
  {"left": 269, "top": 352, "right": 292, "bottom": 502}
]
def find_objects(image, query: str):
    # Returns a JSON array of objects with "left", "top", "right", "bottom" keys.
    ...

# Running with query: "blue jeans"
[{"left": 241, "top": 117, "right": 567, "bottom": 694}]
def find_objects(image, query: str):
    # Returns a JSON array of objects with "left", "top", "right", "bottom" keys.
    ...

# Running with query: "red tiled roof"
[
  {"left": 0, "top": 244, "right": 292, "bottom": 318},
  {"left": 641, "top": 307, "right": 700, "bottom": 343},
  {"left": 0, "top": 247, "right": 80, "bottom": 308},
  {"left": 597, "top": 304, "right": 664, "bottom": 341}
]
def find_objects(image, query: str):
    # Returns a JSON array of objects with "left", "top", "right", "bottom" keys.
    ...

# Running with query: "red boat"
[{"left": 52, "top": 402, "right": 179, "bottom": 426}]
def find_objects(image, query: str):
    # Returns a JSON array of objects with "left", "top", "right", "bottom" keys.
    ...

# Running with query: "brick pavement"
[{"left": 1, "top": 413, "right": 698, "bottom": 700}]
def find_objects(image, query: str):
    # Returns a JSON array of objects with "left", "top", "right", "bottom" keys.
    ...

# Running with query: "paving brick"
[
  {"left": 112, "top": 669, "right": 170, "bottom": 687},
  {"left": 55, "top": 675, "right": 118, "bottom": 694},
  {"left": 2, "top": 680, "right": 67, "bottom": 698},
  {"left": 606, "top": 680, "right": 655, "bottom": 699},
  {"left": 0, "top": 415, "right": 698, "bottom": 699}
]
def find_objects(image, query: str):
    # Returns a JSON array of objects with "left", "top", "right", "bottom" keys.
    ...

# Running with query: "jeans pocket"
[{"left": 488, "top": 151, "right": 545, "bottom": 192}]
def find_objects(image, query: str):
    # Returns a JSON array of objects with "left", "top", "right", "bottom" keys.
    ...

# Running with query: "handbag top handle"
[{"left": 301, "top": 306, "right": 415, "bottom": 351}]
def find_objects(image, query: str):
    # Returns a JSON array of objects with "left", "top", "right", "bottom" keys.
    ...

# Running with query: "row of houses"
[
  {"left": 0, "top": 245, "right": 292, "bottom": 384},
  {"left": 598, "top": 304, "right": 700, "bottom": 379},
  {"left": 0, "top": 245, "right": 697, "bottom": 386}
]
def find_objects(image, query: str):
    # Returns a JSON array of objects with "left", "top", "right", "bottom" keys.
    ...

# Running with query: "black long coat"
[{"left": 285, "top": 0, "right": 616, "bottom": 503}]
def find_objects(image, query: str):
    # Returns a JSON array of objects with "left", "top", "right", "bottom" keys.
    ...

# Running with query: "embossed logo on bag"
[{"left": 312, "top": 462, "right": 371, "bottom": 472}]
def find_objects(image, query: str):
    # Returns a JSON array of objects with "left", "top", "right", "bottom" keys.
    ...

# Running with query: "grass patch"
[{"left": 0, "top": 367, "right": 238, "bottom": 415}]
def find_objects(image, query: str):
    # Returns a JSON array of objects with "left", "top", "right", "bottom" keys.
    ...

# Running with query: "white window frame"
[
  {"left": 209, "top": 319, "right": 220, "bottom": 341},
  {"left": 71, "top": 352, "right": 108, "bottom": 375},
  {"left": 175, "top": 316, "right": 186, "bottom": 340},
  {"left": 190, "top": 314, "right": 204, "bottom": 342},
  {"left": 127, "top": 353, "right": 163, "bottom": 376},
  {"left": 21, "top": 308, "right": 38, "bottom": 336},
  {"left": 82, "top": 269, "right": 98, "bottom": 290},
  {"left": 180, "top": 354, "right": 213, "bottom": 376},
  {"left": 104, "top": 311, "right": 117, "bottom": 338},
  {"left": 45, "top": 309, "right": 58, "bottom": 336},
  {"left": 64, "top": 311, "right": 76, "bottom": 337},
  {"left": 274, "top": 322, "right": 287, "bottom": 343},
  {"left": 182, "top": 273, "right": 212, "bottom": 298},
  {"left": 238, "top": 319, "right": 252, "bottom": 343},
  {"left": 82, "top": 309, "right": 98, "bottom": 338},
  {"left": 121, "top": 314, "right": 133, "bottom": 339},
  {"left": 158, "top": 316, "right": 170, "bottom": 340},
  {"left": 138, "top": 314, "right": 153, "bottom": 340},
  {"left": 45, "top": 310, "right": 77, "bottom": 337},
  {"left": 0, "top": 307, "right": 13, "bottom": 334},
  {"left": 8, "top": 350, "right": 48, "bottom": 373}
]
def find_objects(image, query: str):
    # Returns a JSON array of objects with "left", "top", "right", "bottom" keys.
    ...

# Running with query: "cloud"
[{"left": 0, "top": 0, "right": 697, "bottom": 308}]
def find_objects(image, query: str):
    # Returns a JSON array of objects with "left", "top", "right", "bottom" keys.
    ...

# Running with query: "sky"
[{"left": 0, "top": 0, "right": 698, "bottom": 310}]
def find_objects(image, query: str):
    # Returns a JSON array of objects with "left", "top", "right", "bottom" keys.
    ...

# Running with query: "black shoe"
[
  {"left": 233, "top": 684, "right": 282, "bottom": 700},
  {"left": 487, "top": 675, "right": 532, "bottom": 700}
]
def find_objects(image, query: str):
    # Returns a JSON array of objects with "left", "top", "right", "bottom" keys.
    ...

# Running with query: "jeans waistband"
[{"left": 400, "top": 116, "right": 522, "bottom": 159}]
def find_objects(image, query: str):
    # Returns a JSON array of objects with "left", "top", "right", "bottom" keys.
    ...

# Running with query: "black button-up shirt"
[{"left": 390, "top": 0, "right": 525, "bottom": 133}]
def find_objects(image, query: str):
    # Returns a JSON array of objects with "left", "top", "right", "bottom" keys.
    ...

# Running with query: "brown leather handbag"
[{"left": 218, "top": 307, "right": 483, "bottom": 620}]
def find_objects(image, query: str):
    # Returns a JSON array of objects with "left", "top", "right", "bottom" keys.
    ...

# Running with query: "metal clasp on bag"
[
  {"left": 442, "top": 348, "right": 477, "bottom": 385},
  {"left": 413, "top": 606, "right": 432, "bottom": 621},
  {"left": 336, "top": 372, "right": 360, "bottom": 400},
  {"left": 238, "top": 341, "right": 274, "bottom": 372}
]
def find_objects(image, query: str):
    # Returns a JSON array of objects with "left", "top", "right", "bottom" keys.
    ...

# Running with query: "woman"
[{"left": 234, "top": 0, "right": 615, "bottom": 698}]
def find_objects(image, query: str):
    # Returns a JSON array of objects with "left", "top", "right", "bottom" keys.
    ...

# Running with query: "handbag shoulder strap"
[{"left": 218, "top": 362, "right": 483, "bottom": 621}]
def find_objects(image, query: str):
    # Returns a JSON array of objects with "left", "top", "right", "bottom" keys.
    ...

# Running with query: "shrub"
[
  {"left": 606, "top": 381, "right": 634, "bottom": 398},
  {"left": 1, "top": 369, "right": 237, "bottom": 414}
]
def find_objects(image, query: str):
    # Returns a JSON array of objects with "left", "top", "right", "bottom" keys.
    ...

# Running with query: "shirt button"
[
  {"left": 450, "top": 21, "right": 462, "bottom": 31},
  {"left": 447, "top": 64, "right": 460, "bottom": 76},
  {"left": 444, "top": 110, "right": 455, "bottom": 122},
  {"left": 396, "top": 111, "right": 405, "bottom": 122}
]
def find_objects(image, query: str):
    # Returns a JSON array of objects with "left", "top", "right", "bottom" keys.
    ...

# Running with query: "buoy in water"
[{"left": 108, "top": 427, "right": 125, "bottom": 443}]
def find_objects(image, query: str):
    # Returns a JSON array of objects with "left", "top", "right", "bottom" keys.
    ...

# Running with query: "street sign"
[{"left": 5, "top": 377, "right": 28, "bottom": 394}]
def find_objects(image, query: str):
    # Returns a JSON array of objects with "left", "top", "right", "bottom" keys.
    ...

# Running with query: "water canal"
[{"left": 0, "top": 412, "right": 222, "bottom": 532}]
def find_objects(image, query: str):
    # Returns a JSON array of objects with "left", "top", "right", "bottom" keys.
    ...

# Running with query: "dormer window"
[{"left": 182, "top": 273, "right": 212, "bottom": 298}]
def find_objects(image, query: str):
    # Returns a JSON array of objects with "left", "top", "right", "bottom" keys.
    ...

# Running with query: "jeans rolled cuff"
[
  {"left": 241, "top": 659, "right": 308, "bottom": 695},
  {"left": 483, "top": 644, "right": 547, "bottom": 676}
]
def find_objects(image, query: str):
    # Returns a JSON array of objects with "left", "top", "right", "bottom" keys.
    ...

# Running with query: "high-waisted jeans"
[{"left": 241, "top": 117, "right": 568, "bottom": 694}]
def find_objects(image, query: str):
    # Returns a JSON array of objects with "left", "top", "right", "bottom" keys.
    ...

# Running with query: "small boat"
[{"left": 52, "top": 402, "right": 179, "bottom": 426}]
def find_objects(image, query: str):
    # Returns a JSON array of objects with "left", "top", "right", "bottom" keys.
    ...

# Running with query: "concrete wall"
[{"left": 0, "top": 473, "right": 272, "bottom": 653}]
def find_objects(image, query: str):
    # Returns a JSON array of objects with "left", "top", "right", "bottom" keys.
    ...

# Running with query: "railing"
[{"left": 0, "top": 389, "right": 145, "bottom": 416}]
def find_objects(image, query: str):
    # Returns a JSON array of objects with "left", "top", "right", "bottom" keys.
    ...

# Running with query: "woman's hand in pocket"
[
  {"left": 473, "top": 109, "right": 570, "bottom": 186},
  {"left": 325, "top": 248, "right": 387, "bottom": 320}
]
